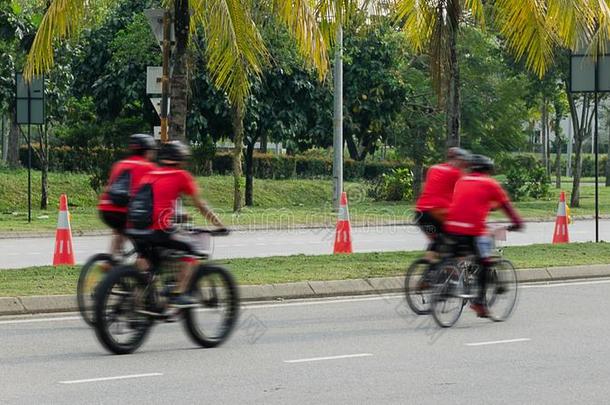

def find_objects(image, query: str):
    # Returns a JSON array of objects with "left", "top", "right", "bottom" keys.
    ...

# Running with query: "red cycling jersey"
[
  {"left": 415, "top": 163, "right": 462, "bottom": 212},
  {"left": 444, "top": 172, "right": 510, "bottom": 236},
  {"left": 98, "top": 155, "right": 157, "bottom": 213},
  {"left": 136, "top": 166, "right": 198, "bottom": 230}
]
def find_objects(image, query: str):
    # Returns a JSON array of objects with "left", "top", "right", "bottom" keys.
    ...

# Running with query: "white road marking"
[
  {"left": 0, "top": 316, "right": 81, "bottom": 325},
  {"left": 466, "top": 338, "right": 531, "bottom": 347},
  {"left": 284, "top": 353, "right": 373, "bottom": 364},
  {"left": 59, "top": 373, "right": 163, "bottom": 384}
]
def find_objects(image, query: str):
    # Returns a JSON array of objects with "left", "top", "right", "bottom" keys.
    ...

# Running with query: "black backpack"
[
  {"left": 127, "top": 182, "right": 154, "bottom": 229},
  {"left": 107, "top": 169, "right": 132, "bottom": 207}
]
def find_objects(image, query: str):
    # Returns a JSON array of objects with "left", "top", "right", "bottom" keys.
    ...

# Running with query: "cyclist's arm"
[
  {"left": 500, "top": 201, "right": 524, "bottom": 231},
  {"left": 190, "top": 190, "right": 225, "bottom": 228}
]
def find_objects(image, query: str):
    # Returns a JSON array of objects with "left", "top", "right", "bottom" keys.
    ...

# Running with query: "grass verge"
[{"left": 1, "top": 242, "right": 609, "bottom": 297}]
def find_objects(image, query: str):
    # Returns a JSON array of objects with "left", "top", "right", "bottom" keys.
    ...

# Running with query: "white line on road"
[
  {"left": 59, "top": 373, "right": 163, "bottom": 384},
  {"left": 466, "top": 338, "right": 531, "bottom": 347},
  {"left": 284, "top": 353, "right": 373, "bottom": 364}
]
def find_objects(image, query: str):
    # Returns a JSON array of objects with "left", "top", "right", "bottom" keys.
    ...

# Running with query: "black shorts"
[
  {"left": 100, "top": 210, "right": 127, "bottom": 232},
  {"left": 414, "top": 211, "right": 443, "bottom": 239},
  {"left": 129, "top": 229, "right": 197, "bottom": 267}
]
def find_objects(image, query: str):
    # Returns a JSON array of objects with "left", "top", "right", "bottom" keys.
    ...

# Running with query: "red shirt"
[
  {"left": 444, "top": 173, "right": 510, "bottom": 236},
  {"left": 415, "top": 163, "right": 462, "bottom": 211},
  {"left": 98, "top": 156, "right": 157, "bottom": 213},
  {"left": 136, "top": 166, "right": 198, "bottom": 230}
]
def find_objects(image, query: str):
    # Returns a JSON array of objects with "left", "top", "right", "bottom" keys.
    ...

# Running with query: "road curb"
[{"left": 1, "top": 264, "right": 609, "bottom": 316}]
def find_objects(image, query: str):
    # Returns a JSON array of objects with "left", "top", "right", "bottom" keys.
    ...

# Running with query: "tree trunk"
[
  {"left": 345, "top": 134, "right": 360, "bottom": 160},
  {"left": 168, "top": 0, "right": 189, "bottom": 142},
  {"left": 446, "top": 26, "right": 461, "bottom": 148},
  {"left": 555, "top": 137, "right": 562, "bottom": 190},
  {"left": 413, "top": 159, "right": 424, "bottom": 198},
  {"left": 7, "top": 118, "right": 20, "bottom": 168},
  {"left": 606, "top": 114, "right": 610, "bottom": 186},
  {"left": 232, "top": 105, "right": 245, "bottom": 212},
  {"left": 541, "top": 100, "right": 548, "bottom": 175},
  {"left": 571, "top": 134, "right": 583, "bottom": 207},
  {"left": 245, "top": 140, "right": 255, "bottom": 206},
  {"left": 260, "top": 131, "right": 268, "bottom": 153},
  {"left": 40, "top": 125, "right": 49, "bottom": 210}
]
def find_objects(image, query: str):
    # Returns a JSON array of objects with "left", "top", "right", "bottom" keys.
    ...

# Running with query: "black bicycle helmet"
[
  {"left": 469, "top": 154, "right": 494, "bottom": 173},
  {"left": 447, "top": 147, "right": 469, "bottom": 161},
  {"left": 158, "top": 140, "right": 191, "bottom": 163},
  {"left": 128, "top": 133, "right": 156, "bottom": 152}
]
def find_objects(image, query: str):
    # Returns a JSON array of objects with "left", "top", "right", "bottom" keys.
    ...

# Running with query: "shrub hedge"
[{"left": 19, "top": 147, "right": 407, "bottom": 180}]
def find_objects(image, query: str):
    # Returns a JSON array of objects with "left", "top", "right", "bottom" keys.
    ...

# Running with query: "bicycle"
[
  {"left": 430, "top": 226, "right": 518, "bottom": 328},
  {"left": 404, "top": 237, "right": 476, "bottom": 315},
  {"left": 77, "top": 247, "right": 136, "bottom": 326},
  {"left": 93, "top": 228, "right": 239, "bottom": 355}
]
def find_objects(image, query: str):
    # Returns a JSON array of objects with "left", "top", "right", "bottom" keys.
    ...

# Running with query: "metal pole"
[
  {"left": 1, "top": 115, "right": 4, "bottom": 161},
  {"left": 27, "top": 85, "right": 32, "bottom": 223},
  {"left": 160, "top": 9, "right": 171, "bottom": 142},
  {"left": 332, "top": 22, "right": 343, "bottom": 211},
  {"left": 594, "top": 43, "right": 600, "bottom": 243}
]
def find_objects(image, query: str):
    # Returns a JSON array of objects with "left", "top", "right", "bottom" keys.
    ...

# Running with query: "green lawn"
[
  {"left": 1, "top": 168, "right": 609, "bottom": 234},
  {"left": 1, "top": 242, "right": 609, "bottom": 297}
]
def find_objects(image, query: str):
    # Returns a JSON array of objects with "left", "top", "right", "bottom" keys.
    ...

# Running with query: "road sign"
[
  {"left": 146, "top": 66, "right": 163, "bottom": 94},
  {"left": 144, "top": 9, "right": 175, "bottom": 50},
  {"left": 16, "top": 74, "right": 44, "bottom": 125},
  {"left": 153, "top": 126, "right": 161, "bottom": 140},
  {"left": 150, "top": 97, "right": 170, "bottom": 117}
]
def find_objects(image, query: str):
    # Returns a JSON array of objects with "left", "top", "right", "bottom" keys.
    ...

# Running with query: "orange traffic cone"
[
  {"left": 552, "top": 191, "right": 570, "bottom": 244},
  {"left": 53, "top": 194, "right": 75, "bottom": 265},
  {"left": 333, "top": 192, "right": 353, "bottom": 254}
]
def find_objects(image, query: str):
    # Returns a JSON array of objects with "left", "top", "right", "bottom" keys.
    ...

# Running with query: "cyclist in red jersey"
[
  {"left": 131, "top": 141, "right": 226, "bottom": 306},
  {"left": 444, "top": 154, "right": 524, "bottom": 317},
  {"left": 98, "top": 134, "right": 157, "bottom": 257},
  {"left": 414, "top": 147, "right": 469, "bottom": 260}
]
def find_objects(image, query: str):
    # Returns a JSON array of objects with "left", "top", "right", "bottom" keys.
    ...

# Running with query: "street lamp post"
[{"left": 333, "top": 22, "right": 343, "bottom": 211}]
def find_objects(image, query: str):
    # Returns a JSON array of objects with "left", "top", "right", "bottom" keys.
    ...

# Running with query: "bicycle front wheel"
[
  {"left": 404, "top": 259, "right": 434, "bottom": 315},
  {"left": 77, "top": 253, "right": 114, "bottom": 326},
  {"left": 184, "top": 265, "right": 239, "bottom": 348},
  {"left": 486, "top": 259, "right": 518, "bottom": 322},
  {"left": 94, "top": 266, "right": 153, "bottom": 355},
  {"left": 431, "top": 261, "right": 465, "bottom": 328}
]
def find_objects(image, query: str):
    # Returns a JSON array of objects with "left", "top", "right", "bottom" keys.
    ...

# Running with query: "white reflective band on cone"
[{"left": 57, "top": 211, "right": 70, "bottom": 230}]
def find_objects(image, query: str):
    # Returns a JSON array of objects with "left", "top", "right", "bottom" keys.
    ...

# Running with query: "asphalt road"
[
  {"left": 1, "top": 219, "right": 610, "bottom": 269},
  {"left": 1, "top": 278, "right": 609, "bottom": 404}
]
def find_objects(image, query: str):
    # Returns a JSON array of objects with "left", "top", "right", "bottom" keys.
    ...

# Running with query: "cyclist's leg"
[
  {"left": 99, "top": 210, "right": 128, "bottom": 269},
  {"left": 415, "top": 211, "right": 443, "bottom": 262},
  {"left": 474, "top": 235, "right": 494, "bottom": 305},
  {"left": 152, "top": 230, "right": 198, "bottom": 296}
]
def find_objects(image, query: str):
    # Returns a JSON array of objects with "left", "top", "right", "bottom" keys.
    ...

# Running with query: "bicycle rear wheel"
[
  {"left": 486, "top": 259, "right": 518, "bottom": 322},
  {"left": 431, "top": 261, "right": 465, "bottom": 328},
  {"left": 184, "top": 265, "right": 239, "bottom": 348},
  {"left": 94, "top": 266, "right": 153, "bottom": 355},
  {"left": 77, "top": 253, "right": 114, "bottom": 326},
  {"left": 404, "top": 259, "right": 434, "bottom": 315}
]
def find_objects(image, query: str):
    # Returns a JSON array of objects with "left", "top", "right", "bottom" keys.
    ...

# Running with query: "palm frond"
[
  {"left": 191, "top": 0, "right": 268, "bottom": 108},
  {"left": 24, "top": 0, "right": 88, "bottom": 79},
  {"left": 493, "top": 0, "right": 556, "bottom": 77},
  {"left": 394, "top": 0, "right": 435, "bottom": 53},
  {"left": 273, "top": 0, "right": 330, "bottom": 80}
]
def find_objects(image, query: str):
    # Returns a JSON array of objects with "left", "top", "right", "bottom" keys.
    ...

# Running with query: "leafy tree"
[
  {"left": 395, "top": 0, "right": 606, "bottom": 147},
  {"left": 459, "top": 27, "right": 529, "bottom": 156}
]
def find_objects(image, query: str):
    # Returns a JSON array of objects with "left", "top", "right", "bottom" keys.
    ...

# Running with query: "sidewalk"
[{"left": 1, "top": 264, "right": 608, "bottom": 316}]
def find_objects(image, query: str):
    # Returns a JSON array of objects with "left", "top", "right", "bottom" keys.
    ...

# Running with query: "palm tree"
[
  {"left": 394, "top": 0, "right": 607, "bottom": 147},
  {"left": 24, "top": 0, "right": 336, "bottom": 211}
]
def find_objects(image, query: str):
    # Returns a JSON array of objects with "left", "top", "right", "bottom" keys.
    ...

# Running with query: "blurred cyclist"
[
  {"left": 444, "top": 154, "right": 524, "bottom": 317},
  {"left": 98, "top": 134, "right": 157, "bottom": 258},
  {"left": 414, "top": 147, "right": 470, "bottom": 261},
  {"left": 128, "top": 140, "right": 226, "bottom": 307}
]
